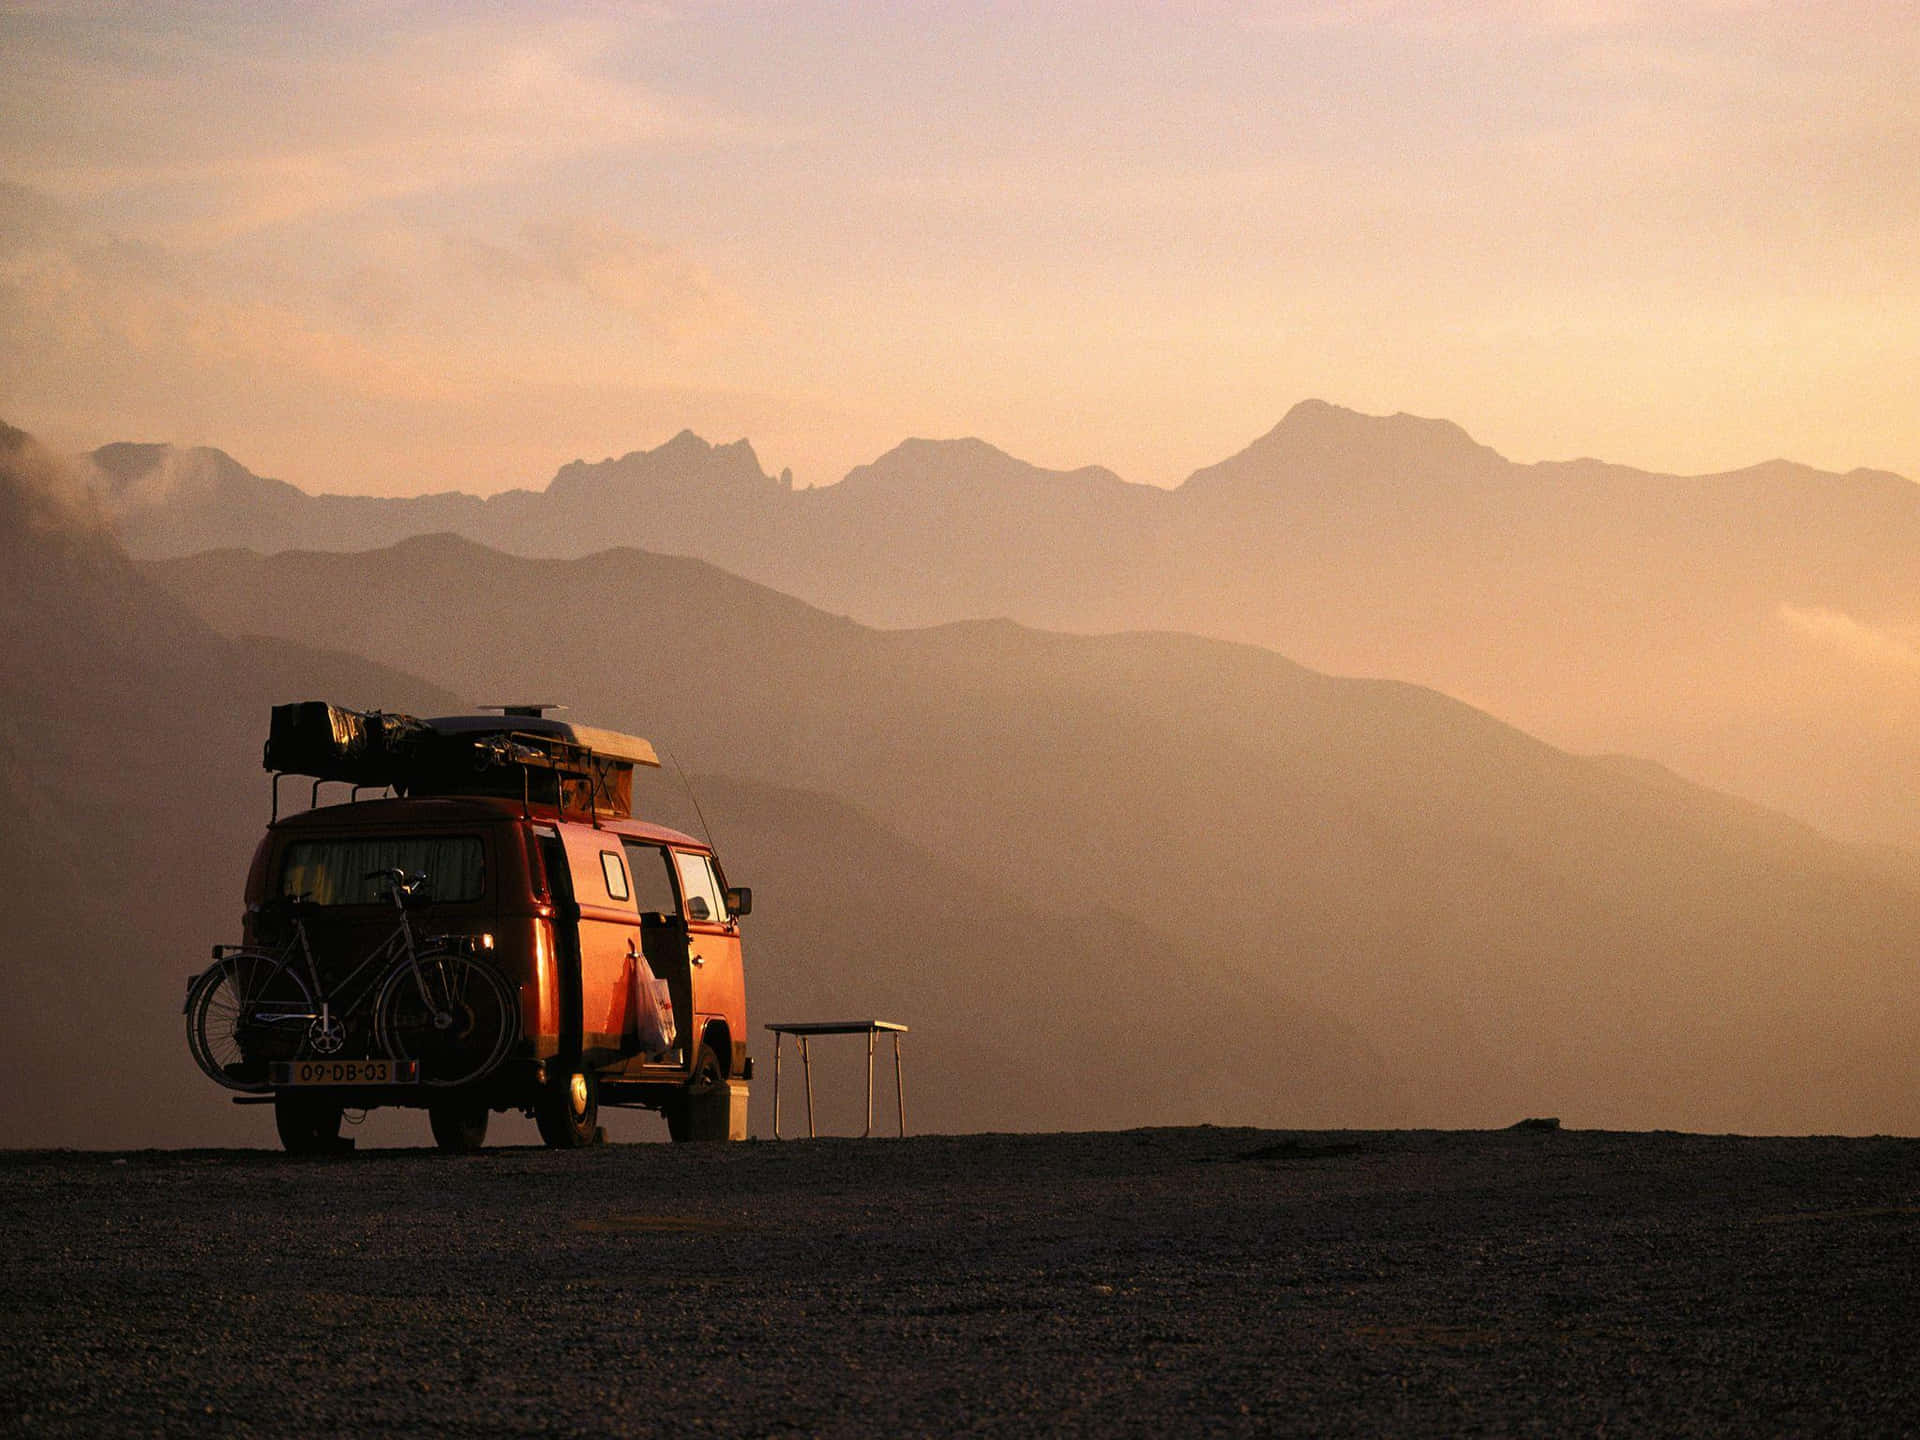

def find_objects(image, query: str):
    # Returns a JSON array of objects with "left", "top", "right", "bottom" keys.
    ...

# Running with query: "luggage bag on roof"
[
  {"left": 264, "top": 701, "right": 369, "bottom": 778},
  {"left": 265, "top": 702, "right": 432, "bottom": 786}
]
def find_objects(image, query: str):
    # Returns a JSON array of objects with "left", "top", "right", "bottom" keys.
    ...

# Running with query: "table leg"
[
  {"left": 865, "top": 1030, "right": 876, "bottom": 1138},
  {"left": 801, "top": 1035, "right": 815, "bottom": 1139},
  {"left": 893, "top": 1032, "right": 906, "bottom": 1138}
]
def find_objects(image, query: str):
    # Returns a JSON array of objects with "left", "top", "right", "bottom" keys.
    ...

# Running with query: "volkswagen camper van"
[{"left": 186, "top": 703, "right": 750, "bottom": 1153}]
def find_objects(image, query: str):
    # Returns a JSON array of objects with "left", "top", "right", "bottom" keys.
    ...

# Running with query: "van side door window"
[
  {"left": 624, "top": 841, "right": 680, "bottom": 919},
  {"left": 673, "top": 851, "right": 728, "bottom": 925}
]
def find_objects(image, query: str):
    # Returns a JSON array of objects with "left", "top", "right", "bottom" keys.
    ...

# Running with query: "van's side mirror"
[{"left": 726, "top": 886, "right": 752, "bottom": 917}]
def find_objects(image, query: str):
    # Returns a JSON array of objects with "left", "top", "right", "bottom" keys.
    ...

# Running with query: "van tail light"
[{"left": 524, "top": 829, "right": 549, "bottom": 900}]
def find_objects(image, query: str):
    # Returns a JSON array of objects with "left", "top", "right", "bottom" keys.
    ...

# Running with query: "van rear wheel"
[
  {"left": 665, "top": 1045, "right": 725, "bottom": 1144},
  {"left": 534, "top": 1069, "right": 599, "bottom": 1148},
  {"left": 274, "top": 1095, "right": 349, "bottom": 1155},
  {"left": 428, "top": 1099, "right": 490, "bottom": 1152}
]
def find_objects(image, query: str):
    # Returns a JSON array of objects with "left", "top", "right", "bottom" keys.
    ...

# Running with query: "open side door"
[
  {"left": 539, "top": 833, "right": 582, "bottom": 1072},
  {"left": 623, "top": 838, "right": 693, "bottom": 1072},
  {"left": 556, "top": 826, "right": 643, "bottom": 1069}
]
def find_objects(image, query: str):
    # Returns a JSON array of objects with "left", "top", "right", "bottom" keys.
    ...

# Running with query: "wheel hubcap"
[{"left": 569, "top": 1072, "right": 589, "bottom": 1117}]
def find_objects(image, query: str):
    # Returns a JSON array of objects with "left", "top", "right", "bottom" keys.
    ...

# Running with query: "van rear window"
[{"left": 278, "top": 836, "right": 486, "bottom": 906}]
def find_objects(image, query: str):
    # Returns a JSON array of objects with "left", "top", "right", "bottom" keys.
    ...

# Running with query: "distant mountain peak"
[
  {"left": 1267, "top": 399, "right": 1497, "bottom": 460},
  {"left": 657, "top": 427, "right": 730, "bottom": 460},
  {"left": 83, "top": 441, "right": 291, "bottom": 512},
  {"left": 546, "top": 428, "right": 777, "bottom": 500},
  {"left": 841, "top": 436, "right": 1130, "bottom": 496},
  {"left": 859, "top": 435, "right": 1023, "bottom": 473},
  {"left": 892, "top": 435, "right": 1012, "bottom": 460},
  {"left": 563, "top": 426, "right": 764, "bottom": 472},
  {"left": 1183, "top": 400, "right": 1506, "bottom": 494},
  {"left": 89, "top": 440, "right": 249, "bottom": 477}
]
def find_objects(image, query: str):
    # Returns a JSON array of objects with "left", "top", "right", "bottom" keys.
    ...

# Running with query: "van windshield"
[{"left": 279, "top": 836, "right": 486, "bottom": 906}]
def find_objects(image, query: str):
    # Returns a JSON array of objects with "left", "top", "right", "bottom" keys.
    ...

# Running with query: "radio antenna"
[{"left": 659, "top": 740, "right": 719, "bottom": 852}]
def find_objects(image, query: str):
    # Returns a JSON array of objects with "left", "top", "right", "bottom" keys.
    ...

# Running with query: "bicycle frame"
[{"left": 241, "top": 870, "right": 447, "bottom": 1055}]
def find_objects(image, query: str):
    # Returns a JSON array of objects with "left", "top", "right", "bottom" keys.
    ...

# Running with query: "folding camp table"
[{"left": 764, "top": 1020, "right": 908, "bottom": 1139}]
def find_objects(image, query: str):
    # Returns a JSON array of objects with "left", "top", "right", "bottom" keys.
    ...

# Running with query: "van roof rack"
[{"left": 263, "top": 702, "right": 659, "bottom": 823}]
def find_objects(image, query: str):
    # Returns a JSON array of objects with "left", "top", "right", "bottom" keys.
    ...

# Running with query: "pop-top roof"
[
  {"left": 263, "top": 702, "right": 660, "bottom": 820},
  {"left": 429, "top": 714, "right": 660, "bottom": 768}
]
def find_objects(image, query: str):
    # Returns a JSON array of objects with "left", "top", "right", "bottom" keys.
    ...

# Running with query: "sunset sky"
[{"left": 2, "top": 1, "right": 1915, "bottom": 495}]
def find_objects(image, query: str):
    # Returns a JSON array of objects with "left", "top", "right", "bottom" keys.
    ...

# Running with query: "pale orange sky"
[{"left": 2, "top": 1, "right": 1916, "bottom": 494}]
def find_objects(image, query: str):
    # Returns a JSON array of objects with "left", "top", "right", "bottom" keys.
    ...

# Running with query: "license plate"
[{"left": 271, "top": 1059, "right": 419, "bottom": 1086}]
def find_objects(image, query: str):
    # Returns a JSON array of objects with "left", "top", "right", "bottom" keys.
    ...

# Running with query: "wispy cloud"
[
  {"left": 517, "top": 218, "right": 747, "bottom": 339},
  {"left": 1779, "top": 604, "right": 1920, "bottom": 673},
  {"left": 0, "top": 181, "right": 746, "bottom": 418},
  {"left": 0, "top": 174, "right": 770, "bottom": 494},
  {"left": 1251, "top": 0, "right": 1770, "bottom": 35},
  {"left": 0, "top": 7, "right": 745, "bottom": 244}
]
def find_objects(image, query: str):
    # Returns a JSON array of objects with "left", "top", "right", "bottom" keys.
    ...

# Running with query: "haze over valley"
[
  {"left": 9, "top": 413, "right": 1920, "bottom": 1147},
  {"left": 88, "top": 403, "right": 1920, "bottom": 855},
  {"left": 149, "top": 522, "right": 1920, "bottom": 1139}
]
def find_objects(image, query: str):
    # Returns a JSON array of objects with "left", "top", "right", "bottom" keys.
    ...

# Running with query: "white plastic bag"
[{"left": 632, "top": 957, "right": 677, "bottom": 1056}]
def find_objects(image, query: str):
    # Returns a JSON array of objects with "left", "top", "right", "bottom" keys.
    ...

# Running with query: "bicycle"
[{"left": 185, "top": 869, "right": 518, "bottom": 1090}]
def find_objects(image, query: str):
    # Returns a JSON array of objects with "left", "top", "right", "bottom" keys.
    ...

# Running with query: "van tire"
[
  {"left": 274, "top": 1095, "right": 350, "bottom": 1155},
  {"left": 665, "top": 1045, "right": 725, "bottom": 1144},
  {"left": 535, "top": 1069, "right": 599, "bottom": 1148},
  {"left": 429, "top": 1099, "right": 490, "bottom": 1152}
]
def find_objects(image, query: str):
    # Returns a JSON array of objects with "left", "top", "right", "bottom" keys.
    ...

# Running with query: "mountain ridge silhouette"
[{"left": 80, "top": 404, "right": 1920, "bottom": 851}]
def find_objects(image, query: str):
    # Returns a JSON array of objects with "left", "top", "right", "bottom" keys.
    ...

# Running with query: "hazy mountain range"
[
  {"left": 151, "top": 530, "right": 1920, "bottom": 1136},
  {"left": 86, "top": 403, "right": 1920, "bottom": 851},
  {"left": 16, "top": 407, "right": 1920, "bottom": 1145}
]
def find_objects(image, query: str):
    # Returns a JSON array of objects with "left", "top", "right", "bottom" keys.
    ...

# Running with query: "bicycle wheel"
[
  {"left": 372, "top": 951, "right": 517, "bottom": 1087},
  {"left": 187, "top": 952, "right": 313, "bottom": 1092}
]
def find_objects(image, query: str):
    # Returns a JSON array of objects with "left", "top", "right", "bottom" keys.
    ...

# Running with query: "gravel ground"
[{"left": 2, "top": 1126, "right": 1916, "bottom": 1437}]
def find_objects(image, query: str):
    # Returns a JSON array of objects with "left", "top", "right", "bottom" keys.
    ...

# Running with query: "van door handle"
[
  {"left": 689, "top": 952, "right": 705, "bottom": 967},
  {"left": 627, "top": 938, "right": 640, "bottom": 959}
]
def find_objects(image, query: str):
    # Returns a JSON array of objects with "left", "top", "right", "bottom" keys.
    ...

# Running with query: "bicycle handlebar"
[{"left": 364, "top": 868, "right": 431, "bottom": 902}]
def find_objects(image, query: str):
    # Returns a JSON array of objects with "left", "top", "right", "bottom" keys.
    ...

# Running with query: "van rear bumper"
[{"left": 241, "top": 1057, "right": 551, "bottom": 1110}]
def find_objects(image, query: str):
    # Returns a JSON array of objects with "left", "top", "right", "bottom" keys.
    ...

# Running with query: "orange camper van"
[{"left": 185, "top": 703, "right": 751, "bottom": 1153}]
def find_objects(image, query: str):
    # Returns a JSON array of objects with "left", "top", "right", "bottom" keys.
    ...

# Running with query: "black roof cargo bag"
[
  {"left": 265, "top": 702, "right": 432, "bottom": 786},
  {"left": 265, "top": 701, "right": 369, "bottom": 780}
]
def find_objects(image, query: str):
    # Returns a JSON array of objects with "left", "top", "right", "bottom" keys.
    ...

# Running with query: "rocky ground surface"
[{"left": 2, "top": 1125, "right": 1916, "bottom": 1437}]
